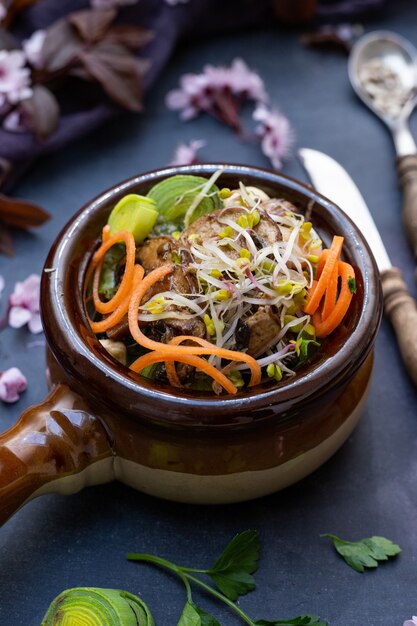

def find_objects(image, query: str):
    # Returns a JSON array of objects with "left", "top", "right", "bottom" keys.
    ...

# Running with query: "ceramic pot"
[{"left": 0, "top": 165, "right": 382, "bottom": 525}]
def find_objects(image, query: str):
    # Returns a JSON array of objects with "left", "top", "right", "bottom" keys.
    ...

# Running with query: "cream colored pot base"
[
  {"left": 114, "top": 391, "right": 366, "bottom": 503},
  {"left": 31, "top": 387, "right": 367, "bottom": 505}
]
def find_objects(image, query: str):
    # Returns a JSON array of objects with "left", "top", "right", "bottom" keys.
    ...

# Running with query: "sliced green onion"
[
  {"left": 41, "top": 587, "right": 155, "bottom": 626},
  {"left": 147, "top": 175, "right": 221, "bottom": 226},
  {"left": 108, "top": 194, "right": 158, "bottom": 243}
]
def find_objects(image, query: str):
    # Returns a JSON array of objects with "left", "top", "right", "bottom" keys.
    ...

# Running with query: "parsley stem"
[
  {"left": 126, "top": 553, "right": 206, "bottom": 576},
  {"left": 126, "top": 553, "right": 256, "bottom": 626},
  {"left": 184, "top": 573, "right": 256, "bottom": 626},
  {"left": 179, "top": 572, "right": 193, "bottom": 603},
  {"left": 126, "top": 553, "right": 179, "bottom": 571}
]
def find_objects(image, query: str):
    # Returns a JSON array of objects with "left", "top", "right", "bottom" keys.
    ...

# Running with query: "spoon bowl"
[{"left": 349, "top": 30, "right": 417, "bottom": 132}]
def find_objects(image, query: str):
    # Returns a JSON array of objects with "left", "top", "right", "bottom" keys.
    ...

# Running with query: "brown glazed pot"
[{"left": 0, "top": 165, "right": 382, "bottom": 525}]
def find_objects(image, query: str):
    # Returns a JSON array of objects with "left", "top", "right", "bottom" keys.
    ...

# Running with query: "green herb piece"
[
  {"left": 255, "top": 616, "right": 327, "bottom": 625},
  {"left": 297, "top": 339, "right": 320, "bottom": 365},
  {"left": 127, "top": 531, "right": 327, "bottom": 626},
  {"left": 108, "top": 193, "right": 158, "bottom": 243},
  {"left": 226, "top": 370, "right": 245, "bottom": 388},
  {"left": 178, "top": 601, "right": 221, "bottom": 626},
  {"left": 139, "top": 363, "right": 161, "bottom": 379},
  {"left": 347, "top": 276, "right": 356, "bottom": 294},
  {"left": 322, "top": 534, "right": 401, "bottom": 572},
  {"left": 124, "top": 340, "right": 147, "bottom": 367},
  {"left": 41, "top": 587, "right": 154, "bottom": 625},
  {"left": 172, "top": 251, "right": 181, "bottom": 264},
  {"left": 188, "top": 372, "right": 216, "bottom": 391},
  {"left": 147, "top": 175, "right": 221, "bottom": 226},
  {"left": 206, "top": 529, "right": 260, "bottom": 600},
  {"left": 98, "top": 243, "right": 125, "bottom": 300}
]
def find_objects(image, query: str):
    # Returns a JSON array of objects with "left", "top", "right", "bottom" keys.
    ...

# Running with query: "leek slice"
[
  {"left": 146, "top": 175, "right": 221, "bottom": 225},
  {"left": 41, "top": 587, "right": 155, "bottom": 626},
  {"left": 108, "top": 194, "right": 158, "bottom": 243}
]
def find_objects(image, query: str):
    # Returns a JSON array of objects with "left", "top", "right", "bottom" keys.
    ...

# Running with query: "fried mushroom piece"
[
  {"left": 263, "top": 198, "right": 299, "bottom": 215},
  {"left": 135, "top": 236, "right": 180, "bottom": 271},
  {"left": 107, "top": 236, "right": 198, "bottom": 342},
  {"left": 239, "top": 306, "right": 281, "bottom": 357},
  {"left": 181, "top": 207, "right": 282, "bottom": 253},
  {"left": 135, "top": 235, "right": 196, "bottom": 302}
]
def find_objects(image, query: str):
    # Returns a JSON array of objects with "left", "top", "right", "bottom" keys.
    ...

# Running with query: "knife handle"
[
  {"left": 397, "top": 155, "right": 417, "bottom": 259},
  {"left": 381, "top": 266, "right": 417, "bottom": 387}
]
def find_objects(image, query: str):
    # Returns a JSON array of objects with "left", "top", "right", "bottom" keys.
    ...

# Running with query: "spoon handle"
[
  {"left": 381, "top": 266, "right": 417, "bottom": 386},
  {"left": 398, "top": 154, "right": 417, "bottom": 258}
]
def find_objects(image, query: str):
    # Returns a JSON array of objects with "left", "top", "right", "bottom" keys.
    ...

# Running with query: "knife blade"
[
  {"left": 298, "top": 148, "right": 391, "bottom": 272},
  {"left": 298, "top": 147, "right": 417, "bottom": 387}
]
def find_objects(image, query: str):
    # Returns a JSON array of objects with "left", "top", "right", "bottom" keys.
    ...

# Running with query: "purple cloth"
[{"left": 0, "top": 0, "right": 385, "bottom": 192}]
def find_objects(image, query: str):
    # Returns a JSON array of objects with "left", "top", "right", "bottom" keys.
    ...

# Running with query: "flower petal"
[
  {"left": 9, "top": 306, "right": 32, "bottom": 328},
  {"left": 170, "top": 139, "right": 205, "bottom": 166},
  {"left": 28, "top": 312, "right": 43, "bottom": 334},
  {"left": 9, "top": 274, "right": 40, "bottom": 311},
  {"left": 0, "top": 367, "right": 27, "bottom": 403}
]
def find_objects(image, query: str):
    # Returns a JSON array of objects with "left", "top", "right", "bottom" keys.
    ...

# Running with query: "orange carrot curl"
[
  {"left": 92, "top": 228, "right": 136, "bottom": 315},
  {"left": 304, "top": 236, "right": 355, "bottom": 338},
  {"left": 89, "top": 265, "right": 144, "bottom": 333},
  {"left": 304, "top": 235, "right": 343, "bottom": 315},
  {"left": 130, "top": 351, "right": 238, "bottom": 395},
  {"left": 312, "top": 261, "right": 355, "bottom": 338}
]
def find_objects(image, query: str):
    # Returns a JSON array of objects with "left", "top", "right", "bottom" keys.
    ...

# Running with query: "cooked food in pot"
[{"left": 85, "top": 172, "right": 356, "bottom": 394}]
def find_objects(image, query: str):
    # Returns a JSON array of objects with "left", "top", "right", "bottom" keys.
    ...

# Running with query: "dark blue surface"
[{"left": 1, "top": 2, "right": 417, "bottom": 624}]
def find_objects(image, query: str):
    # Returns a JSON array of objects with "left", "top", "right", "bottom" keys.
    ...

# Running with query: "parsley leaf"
[
  {"left": 323, "top": 534, "right": 401, "bottom": 572},
  {"left": 297, "top": 339, "right": 320, "bottom": 365},
  {"left": 178, "top": 601, "right": 221, "bottom": 626},
  {"left": 178, "top": 601, "right": 202, "bottom": 626},
  {"left": 347, "top": 276, "right": 356, "bottom": 294},
  {"left": 255, "top": 616, "right": 328, "bottom": 625},
  {"left": 206, "top": 530, "right": 260, "bottom": 600},
  {"left": 193, "top": 603, "right": 221, "bottom": 626}
]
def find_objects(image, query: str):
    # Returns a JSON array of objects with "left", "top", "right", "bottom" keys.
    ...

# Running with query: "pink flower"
[
  {"left": 205, "top": 58, "right": 268, "bottom": 103},
  {"left": 404, "top": 618, "right": 417, "bottom": 626},
  {"left": 23, "top": 30, "right": 46, "bottom": 69},
  {"left": 90, "top": 0, "right": 138, "bottom": 8},
  {"left": 253, "top": 104, "right": 293, "bottom": 170},
  {"left": 8, "top": 274, "right": 42, "bottom": 334},
  {"left": 166, "top": 58, "right": 267, "bottom": 131},
  {"left": 0, "top": 50, "right": 32, "bottom": 108},
  {"left": 0, "top": 367, "right": 27, "bottom": 403},
  {"left": 0, "top": 2, "right": 6, "bottom": 21},
  {"left": 166, "top": 73, "right": 211, "bottom": 121},
  {"left": 170, "top": 139, "right": 205, "bottom": 166}
]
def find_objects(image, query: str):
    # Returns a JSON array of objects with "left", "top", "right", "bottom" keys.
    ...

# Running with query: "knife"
[{"left": 299, "top": 147, "right": 417, "bottom": 387}]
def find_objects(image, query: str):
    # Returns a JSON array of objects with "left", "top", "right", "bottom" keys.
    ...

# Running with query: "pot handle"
[{"left": 0, "top": 384, "right": 115, "bottom": 526}]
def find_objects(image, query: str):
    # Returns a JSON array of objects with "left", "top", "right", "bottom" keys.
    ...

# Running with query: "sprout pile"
[{"left": 86, "top": 170, "right": 355, "bottom": 394}]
